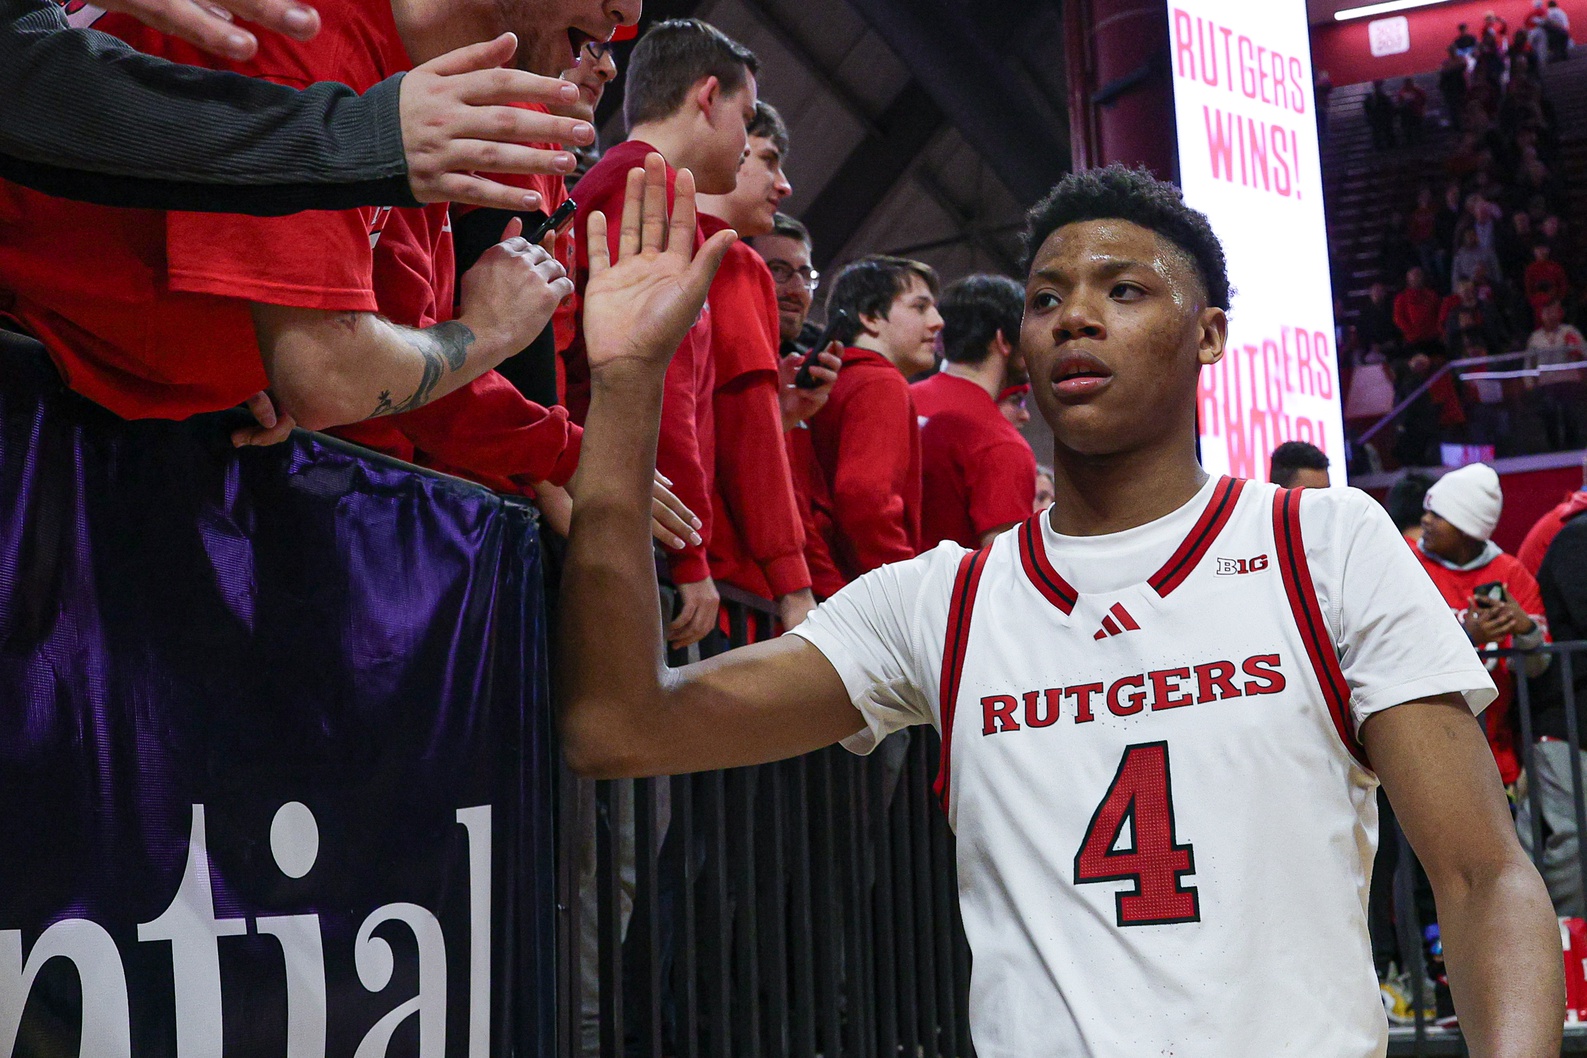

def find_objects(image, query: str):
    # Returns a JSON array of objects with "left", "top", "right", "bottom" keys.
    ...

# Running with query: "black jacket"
[{"left": 0, "top": 0, "right": 419, "bottom": 214}]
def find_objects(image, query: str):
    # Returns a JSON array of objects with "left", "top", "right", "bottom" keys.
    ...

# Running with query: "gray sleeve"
[{"left": 0, "top": 0, "right": 420, "bottom": 213}]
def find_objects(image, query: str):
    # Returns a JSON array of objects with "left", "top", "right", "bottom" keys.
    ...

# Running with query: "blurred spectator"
[
  {"left": 1386, "top": 471, "right": 1436, "bottom": 542},
  {"left": 1365, "top": 80, "right": 1398, "bottom": 149},
  {"left": 1525, "top": 241, "right": 1570, "bottom": 315},
  {"left": 1516, "top": 505, "right": 1587, "bottom": 916},
  {"left": 1412, "top": 463, "right": 1549, "bottom": 785},
  {"left": 1034, "top": 465, "right": 1056, "bottom": 513},
  {"left": 1360, "top": 281, "right": 1400, "bottom": 352},
  {"left": 1269, "top": 440, "right": 1332, "bottom": 488},
  {"left": 1394, "top": 266, "right": 1443, "bottom": 352},
  {"left": 1525, "top": 0, "right": 1551, "bottom": 57},
  {"left": 913, "top": 274, "right": 1037, "bottom": 549},
  {"left": 1518, "top": 452, "right": 1587, "bottom": 573},
  {"left": 1500, "top": 210, "right": 1536, "bottom": 280},
  {"left": 1452, "top": 227, "right": 1503, "bottom": 286},
  {"left": 1397, "top": 78, "right": 1428, "bottom": 145},
  {"left": 998, "top": 384, "right": 1031, "bottom": 428},
  {"left": 1546, "top": 1, "right": 1572, "bottom": 60},
  {"left": 1408, "top": 186, "right": 1444, "bottom": 281},
  {"left": 799, "top": 256, "right": 941, "bottom": 596},
  {"left": 1453, "top": 22, "right": 1479, "bottom": 57},
  {"left": 1525, "top": 300, "right": 1587, "bottom": 449},
  {"left": 561, "top": 17, "right": 762, "bottom": 648},
  {"left": 1441, "top": 279, "right": 1508, "bottom": 352},
  {"left": 1439, "top": 50, "right": 1470, "bottom": 129}
]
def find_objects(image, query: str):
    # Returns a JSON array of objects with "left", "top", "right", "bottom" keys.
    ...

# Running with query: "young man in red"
[
  {"left": 694, "top": 102, "right": 817, "bottom": 629},
  {"left": 0, "top": 0, "right": 629, "bottom": 439},
  {"left": 559, "top": 17, "right": 759, "bottom": 648},
  {"left": 1518, "top": 452, "right": 1587, "bottom": 573},
  {"left": 1393, "top": 265, "right": 1442, "bottom": 353},
  {"left": 912, "top": 274, "right": 1037, "bottom": 548},
  {"left": 799, "top": 255, "right": 941, "bottom": 597}
]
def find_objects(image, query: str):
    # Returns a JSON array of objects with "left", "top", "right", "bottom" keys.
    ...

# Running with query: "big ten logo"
[
  {"left": 1215, "top": 554, "right": 1269, "bottom": 576},
  {"left": 0, "top": 803, "right": 493, "bottom": 1058}
]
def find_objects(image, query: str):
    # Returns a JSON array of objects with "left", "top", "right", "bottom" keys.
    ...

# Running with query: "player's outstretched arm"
[
  {"left": 1365, "top": 695, "right": 1563, "bottom": 1057},
  {"left": 557, "top": 154, "right": 865, "bottom": 779}
]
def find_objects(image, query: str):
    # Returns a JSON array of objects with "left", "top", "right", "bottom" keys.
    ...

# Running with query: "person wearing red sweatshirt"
[
  {"left": 696, "top": 102, "right": 818, "bottom": 629},
  {"left": 1518, "top": 453, "right": 1587, "bottom": 574},
  {"left": 560, "top": 18, "right": 761, "bottom": 648},
  {"left": 1412, "top": 463, "right": 1550, "bottom": 785},
  {"left": 1393, "top": 266, "right": 1443, "bottom": 352},
  {"left": 912, "top": 274, "right": 1037, "bottom": 548},
  {"left": 801, "top": 255, "right": 942, "bottom": 596}
]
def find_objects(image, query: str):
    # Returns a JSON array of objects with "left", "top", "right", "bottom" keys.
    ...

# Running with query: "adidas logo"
[{"left": 1092, "top": 602, "right": 1141, "bottom": 641}]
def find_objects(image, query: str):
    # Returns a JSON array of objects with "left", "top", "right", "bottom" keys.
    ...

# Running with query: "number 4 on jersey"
[{"left": 1074, "top": 741, "right": 1201, "bottom": 926}]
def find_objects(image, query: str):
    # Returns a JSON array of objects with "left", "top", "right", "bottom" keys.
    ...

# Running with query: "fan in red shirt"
[
  {"left": 0, "top": 0, "right": 623, "bottom": 437},
  {"left": 559, "top": 18, "right": 761, "bottom": 648},
  {"left": 912, "top": 274, "right": 1037, "bottom": 549},
  {"left": 1393, "top": 266, "right": 1443, "bottom": 350},
  {"left": 696, "top": 102, "right": 817, "bottom": 630},
  {"left": 1411, "top": 464, "right": 1551, "bottom": 785},
  {"left": 798, "top": 255, "right": 941, "bottom": 597},
  {"left": 1518, "top": 455, "right": 1587, "bottom": 574}
]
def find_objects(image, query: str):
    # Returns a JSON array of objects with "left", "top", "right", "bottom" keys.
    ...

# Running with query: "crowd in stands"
[
  {"left": 1338, "top": 2, "right": 1586, "bottom": 467},
  {"left": 0, "top": 13, "right": 1044, "bottom": 652}
]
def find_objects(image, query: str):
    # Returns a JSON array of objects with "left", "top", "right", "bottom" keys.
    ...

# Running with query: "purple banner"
[{"left": 0, "top": 339, "right": 554, "bottom": 1058}]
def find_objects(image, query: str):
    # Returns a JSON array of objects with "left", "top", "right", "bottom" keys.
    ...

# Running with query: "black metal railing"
[
  {"left": 1388, "top": 640, "right": 1587, "bottom": 1056},
  {"left": 554, "top": 585, "right": 975, "bottom": 1058}
]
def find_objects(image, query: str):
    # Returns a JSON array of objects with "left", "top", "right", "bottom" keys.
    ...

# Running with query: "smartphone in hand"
[{"left": 794, "top": 309, "right": 853, "bottom": 389}]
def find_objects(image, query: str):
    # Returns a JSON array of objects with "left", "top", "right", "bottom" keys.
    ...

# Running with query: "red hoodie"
[
  {"left": 1518, "top": 489, "right": 1587, "bottom": 574},
  {"left": 797, "top": 346, "right": 922, "bottom": 596},
  {"left": 560, "top": 141, "right": 716, "bottom": 585},
  {"left": 699, "top": 215, "right": 811, "bottom": 601}
]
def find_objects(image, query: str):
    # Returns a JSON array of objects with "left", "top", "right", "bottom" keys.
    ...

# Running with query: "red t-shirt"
[
  {"left": 0, "top": 0, "right": 409, "bottom": 419},
  {"left": 912, "top": 371, "right": 1037, "bottom": 548},
  {"left": 803, "top": 346, "right": 921, "bottom": 592},
  {"left": 561, "top": 140, "right": 716, "bottom": 584},
  {"left": 699, "top": 215, "right": 810, "bottom": 601},
  {"left": 1410, "top": 542, "right": 1548, "bottom": 785}
]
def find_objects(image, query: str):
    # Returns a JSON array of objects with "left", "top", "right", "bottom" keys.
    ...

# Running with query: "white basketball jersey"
[{"left": 938, "top": 479, "right": 1384, "bottom": 1058}]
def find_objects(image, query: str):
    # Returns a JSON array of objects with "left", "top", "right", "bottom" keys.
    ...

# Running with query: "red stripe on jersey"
[
  {"left": 935, "top": 546, "right": 990, "bottom": 814},
  {"left": 1110, "top": 602, "right": 1140, "bottom": 631},
  {"left": 1016, "top": 513, "right": 1077, "bottom": 615},
  {"left": 1150, "top": 477, "right": 1245, "bottom": 597},
  {"left": 1272, "top": 489, "right": 1371, "bottom": 770},
  {"left": 1101, "top": 614, "right": 1122, "bottom": 637}
]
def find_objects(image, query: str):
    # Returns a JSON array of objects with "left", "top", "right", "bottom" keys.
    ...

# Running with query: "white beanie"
[{"left": 1424, "top": 463, "right": 1503, "bottom": 541}]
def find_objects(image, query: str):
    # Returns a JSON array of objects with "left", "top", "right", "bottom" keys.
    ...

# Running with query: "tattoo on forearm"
[{"left": 371, "top": 321, "right": 476, "bottom": 418}]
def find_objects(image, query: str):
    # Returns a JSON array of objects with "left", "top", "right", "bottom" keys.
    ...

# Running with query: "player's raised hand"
[
  {"left": 402, "top": 34, "right": 598, "bottom": 211},
  {"left": 582, "top": 153, "right": 737, "bottom": 378},
  {"left": 96, "top": 0, "right": 320, "bottom": 60}
]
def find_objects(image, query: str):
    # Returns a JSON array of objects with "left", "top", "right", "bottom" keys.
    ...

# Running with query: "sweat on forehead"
[{"left": 1031, "top": 220, "right": 1208, "bottom": 302}]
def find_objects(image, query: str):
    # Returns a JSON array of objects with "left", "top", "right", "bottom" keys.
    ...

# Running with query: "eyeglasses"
[
  {"left": 580, "top": 39, "right": 615, "bottom": 62},
  {"left": 766, "top": 260, "right": 819, "bottom": 290}
]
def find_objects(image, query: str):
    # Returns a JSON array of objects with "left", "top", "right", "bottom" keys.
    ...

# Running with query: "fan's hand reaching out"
[{"left": 581, "top": 153, "right": 737, "bottom": 381}]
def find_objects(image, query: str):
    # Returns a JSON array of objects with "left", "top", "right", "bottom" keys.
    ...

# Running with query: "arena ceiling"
[{"left": 593, "top": 0, "right": 1073, "bottom": 285}]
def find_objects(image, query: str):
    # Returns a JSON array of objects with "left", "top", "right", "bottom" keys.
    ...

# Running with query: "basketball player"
[{"left": 562, "top": 160, "right": 1562, "bottom": 1057}]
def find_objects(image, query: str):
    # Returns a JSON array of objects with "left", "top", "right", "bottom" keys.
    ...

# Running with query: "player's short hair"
[
  {"left": 749, "top": 100, "right": 790, "bottom": 158},
  {"left": 767, "top": 213, "right": 811, "bottom": 249},
  {"left": 1022, "top": 164, "right": 1231, "bottom": 312},
  {"left": 940, "top": 274, "right": 1026, "bottom": 365},
  {"left": 826, "top": 255, "right": 940, "bottom": 344},
  {"left": 1385, "top": 471, "right": 1435, "bottom": 532},
  {"left": 1269, "top": 441, "right": 1330, "bottom": 487},
  {"left": 624, "top": 19, "right": 759, "bottom": 130}
]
